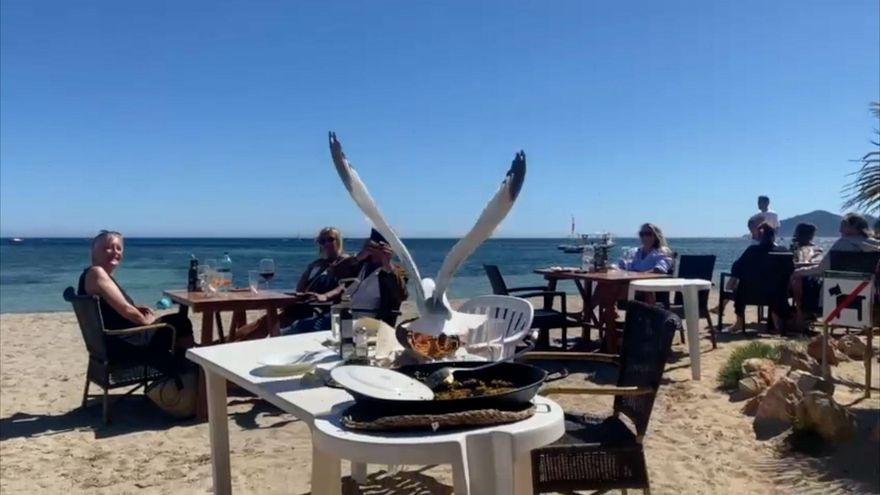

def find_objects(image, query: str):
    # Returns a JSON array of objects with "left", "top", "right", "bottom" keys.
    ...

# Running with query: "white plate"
[{"left": 330, "top": 365, "right": 434, "bottom": 401}]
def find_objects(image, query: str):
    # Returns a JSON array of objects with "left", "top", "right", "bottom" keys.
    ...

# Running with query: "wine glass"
[
  {"left": 259, "top": 258, "right": 276, "bottom": 289},
  {"left": 622, "top": 247, "right": 636, "bottom": 272}
]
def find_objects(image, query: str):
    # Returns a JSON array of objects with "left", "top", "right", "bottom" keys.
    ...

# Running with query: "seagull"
[{"left": 329, "top": 132, "right": 526, "bottom": 337}]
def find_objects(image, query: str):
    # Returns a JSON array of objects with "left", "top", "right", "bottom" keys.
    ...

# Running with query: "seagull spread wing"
[
  {"left": 328, "top": 132, "right": 425, "bottom": 306},
  {"left": 432, "top": 151, "right": 526, "bottom": 299}
]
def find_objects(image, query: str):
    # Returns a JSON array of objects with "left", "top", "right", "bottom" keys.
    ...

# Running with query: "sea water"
[{"left": 0, "top": 237, "right": 833, "bottom": 313}]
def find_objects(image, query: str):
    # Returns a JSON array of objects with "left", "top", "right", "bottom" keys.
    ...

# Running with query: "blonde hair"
[
  {"left": 640, "top": 223, "right": 670, "bottom": 254},
  {"left": 315, "top": 227, "right": 343, "bottom": 257},
  {"left": 91, "top": 230, "right": 123, "bottom": 264}
]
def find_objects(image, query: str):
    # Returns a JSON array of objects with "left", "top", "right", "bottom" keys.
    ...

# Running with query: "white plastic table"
[
  {"left": 186, "top": 331, "right": 564, "bottom": 495},
  {"left": 312, "top": 396, "right": 564, "bottom": 495},
  {"left": 627, "top": 278, "right": 712, "bottom": 380}
]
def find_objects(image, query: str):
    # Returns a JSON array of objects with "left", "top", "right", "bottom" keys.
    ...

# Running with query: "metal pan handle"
[{"left": 544, "top": 368, "right": 569, "bottom": 383}]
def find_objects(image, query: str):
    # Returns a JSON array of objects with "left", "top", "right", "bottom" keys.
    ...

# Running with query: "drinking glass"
[
  {"left": 621, "top": 247, "right": 636, "bottom": 272},
  {"left": 259, "top": 258, "right": 276, "bottom": 289},
  {"left": 248, "top": 270, "right": 260, "bottom": 293},
  {"left": 204, "top": 267, "right": 219, "bottom": 296}
]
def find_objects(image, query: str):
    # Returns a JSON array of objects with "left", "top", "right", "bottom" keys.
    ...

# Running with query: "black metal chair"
[
  {"left": 63, "top": 287, "right": 175, "bottom": 423},
  {"left": 718, "top": 252, "right": 794, "bottom": 333},
  {"left": 668, "top": 254, "right": 717, "bottom": 347},
  {"left": 521, "top": 301, "right": 680, "bottom": 494},
  {"left": 483, "top": 264, "right": 577, "bottom": 349}
]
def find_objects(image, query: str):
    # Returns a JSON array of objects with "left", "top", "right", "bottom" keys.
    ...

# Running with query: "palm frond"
[{"left": 842, "top": 102, "right": 880, "bottom": 213}]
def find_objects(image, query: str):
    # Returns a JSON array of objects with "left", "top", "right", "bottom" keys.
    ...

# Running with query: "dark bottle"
[{"left": 187, "top": 255, "right": 199, "bottom": 292}]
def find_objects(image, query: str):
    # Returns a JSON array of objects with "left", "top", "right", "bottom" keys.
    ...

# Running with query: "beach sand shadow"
[
  {"left": 753, "top": 408, "right": 880, "bottom": 494},
  {"left": 0, "top": 394, "right": 297, "bottom": 441},
  {"left": 0, "top": 397, "right": 187, "bottom": 441}
]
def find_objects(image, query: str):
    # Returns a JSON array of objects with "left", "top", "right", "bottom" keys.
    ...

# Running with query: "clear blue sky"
[{"left": 1, "top": 1, "right": 877, "bottom": 238}]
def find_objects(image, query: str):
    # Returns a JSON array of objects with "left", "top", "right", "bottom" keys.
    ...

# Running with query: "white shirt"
[
  {"left": 757, "top": 209, "right": 779, "bottom": 230},
  {"left": 346, "top": 266, "right": 382, "bottom": 314}
]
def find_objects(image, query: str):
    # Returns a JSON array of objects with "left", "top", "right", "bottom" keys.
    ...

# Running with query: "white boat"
[
  {"left": 557, "top": 216, "right": 583, "bottom": 251},
  {"left": 7, "top": 237, "right": 23, "bottom": 245}
]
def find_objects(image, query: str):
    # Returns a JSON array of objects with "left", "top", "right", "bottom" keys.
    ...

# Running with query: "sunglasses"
[
  {"left": 317, "top": 237, "right": 337, "bottom": 245},
  {"left": 638, "top": 231, "right": 654, "bottom": 237}
]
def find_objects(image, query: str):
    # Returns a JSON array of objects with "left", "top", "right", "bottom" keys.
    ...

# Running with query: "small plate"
[{"left": 330, "top": 365, "right": 434, "bottom": 401}]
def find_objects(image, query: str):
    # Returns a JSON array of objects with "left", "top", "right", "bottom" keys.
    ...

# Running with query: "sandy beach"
[{"left": 1, "top": 293, "right": 878, "bottom": 495}]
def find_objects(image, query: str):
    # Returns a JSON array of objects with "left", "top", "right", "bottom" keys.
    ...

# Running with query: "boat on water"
[
  {"left": 7, "top": 237, "right": 24, "bottom": 245},
  {"left": 557, "top": 216, "right": 584, "bottom": 252}
]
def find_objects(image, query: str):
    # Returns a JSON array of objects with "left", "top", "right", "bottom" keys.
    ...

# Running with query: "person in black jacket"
[{"left": 725, "top": 222, "right": 791, "bottom": 332}]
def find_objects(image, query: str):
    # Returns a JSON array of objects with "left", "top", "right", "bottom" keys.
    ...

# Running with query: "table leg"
[
  {"left": 512, "top": 452, "right": 534, "bottom": 495},
  {"left": 311, "top": 444, "right": 342, "bottom": 495},
  {"left": 350, "top": 462, "right": 368, "bottom": 484},
  {"left": 543, "top": 278, "right": 558, "bottom": 311},
  {"left": 683, "top": 285, "right": 701, "bottom": 380},
  {"left": 452, "top": 445, "right": 471, "bottom": 495},
  {"left": 205, "top": 369, "right": 231, "bottom": 495},
  {"left": 200, "top": 311, "right": 215, "bottom": 345},
  {"left": 229, "top": 310, "right": 247, "bottom": 341},
  {"left": 266, "top": 308, "right": 280, "bottom": 337},
  {"left": 599, "top": 284, "right": 620, "bottom": 354}
]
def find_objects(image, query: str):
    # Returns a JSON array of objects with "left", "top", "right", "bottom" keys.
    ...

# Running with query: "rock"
[
  {"left": 778, "top": 344, "right": 822, "bottom": 375},
  {"left": 738, "top": 376, "right": 765, "bottom": 397},
  {"left": 807, "top": 336, "right": 838, "bottom": 366},
  {"left": 787, "top": 369, "right": 834, "bottom": 395},
  {"left": 836, "top": 334, "right": 866, "bottom": 360},
  {"left": 742, "top": 393, "right": 764, "bottom": 416},
  {"left": 794, "top": 391, "right": 856, "bottom": 443},
  {"left": 754, "top": 376, "right": 803, "bottom": 439},
  {"left": 737, "top": 358, "right": 779, "bottom": 397},
  {"left": 742, "top": 358, "right": 775, "bottom": 375}
]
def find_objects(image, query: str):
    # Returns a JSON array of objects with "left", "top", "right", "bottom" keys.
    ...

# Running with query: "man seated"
[
  {"left": 724, "top": 222, "right": 791, "bottom": 332},
  {"left": 284, "top": 229, "right": 408, "bottom": 333}
]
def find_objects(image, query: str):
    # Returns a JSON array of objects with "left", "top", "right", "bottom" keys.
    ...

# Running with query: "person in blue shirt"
[
  {"left": 589, "top": 223, "right": 674, "bottom": 314},
  {"left": 617, "top": 223, "right": 674, "bottom": 273}
]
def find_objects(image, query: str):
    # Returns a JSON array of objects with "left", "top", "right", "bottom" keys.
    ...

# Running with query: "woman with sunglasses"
[
  {"left": 78, "top": 231, "right": 195, "bottom": 377},
  {"left": 618, "top": 223, "right": 674, "bottom": 273},
  {"left": 235, "top": 227, "right": 356, "bottom": 340},
  {"left": 285, "top": 229, "right": 408, "bottom": 333}
]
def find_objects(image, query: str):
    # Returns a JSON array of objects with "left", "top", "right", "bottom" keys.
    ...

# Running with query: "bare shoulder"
[{"left": 83, "top": 266, "right": 110, "bottom": 293}]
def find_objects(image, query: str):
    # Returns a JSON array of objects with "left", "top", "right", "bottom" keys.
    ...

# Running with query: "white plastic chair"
[{"left": 458, "top": 295, "right": 535, "bottom": 358}]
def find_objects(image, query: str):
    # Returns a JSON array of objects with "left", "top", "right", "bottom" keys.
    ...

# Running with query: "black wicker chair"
[
  {"left": 63, "top": 287, "right": 175, "bottom": 423},
  {"left": 718, "top": 252, "right": 794, "bottom": 333},
  {"left": 484, "top": 264, "right": 578, "bottom": 349},
  {"left": 521, "top": 301, "right": 680, "bottom": 494}
]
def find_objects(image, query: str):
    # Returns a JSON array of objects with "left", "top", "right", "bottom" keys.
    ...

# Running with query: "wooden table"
[
  {"left": 164, "top": 290, "right": 302, "bottom": 345},
  {"left": 534, "top": 269, "right": 669, "bottom": 353}
]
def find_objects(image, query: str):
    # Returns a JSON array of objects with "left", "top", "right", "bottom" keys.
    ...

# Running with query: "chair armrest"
[
  {"left": 508, "top": 286, "right": 550, "bottom": 293},
  {"left": 104, "top": 323, "right": 176, "bottom": 351},
  {"left": 519, "top": 351, "right": 618, "bottom": 364},
  {"left": 540, "top": 385, "right": 653, "bottom": 396}
]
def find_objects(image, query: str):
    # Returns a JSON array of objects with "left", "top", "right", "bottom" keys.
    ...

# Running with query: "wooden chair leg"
[{"left": 82, "top": 377, "right": 90, "bottom": 408}]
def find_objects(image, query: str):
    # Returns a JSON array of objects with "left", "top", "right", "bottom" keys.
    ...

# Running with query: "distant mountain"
[{"left": 778, "top": 210, "right": 878, "bottom": 237}]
